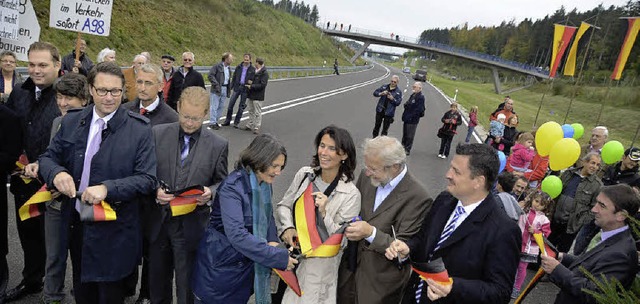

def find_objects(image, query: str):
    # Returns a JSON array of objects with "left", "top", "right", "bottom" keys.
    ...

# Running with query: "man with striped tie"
[
  {"left": 149, "top": 86, "right": 228, "bottom": 304},
  {"left": 386, "top": 143, "right": 521, "bottom": 303}
]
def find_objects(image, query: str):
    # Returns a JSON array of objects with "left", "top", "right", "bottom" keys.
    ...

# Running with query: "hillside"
[{"left": 32, "top": 0, "right": 352, "bottom": 67}]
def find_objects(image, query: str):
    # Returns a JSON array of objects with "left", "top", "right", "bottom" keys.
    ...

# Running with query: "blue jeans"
[
  {"left": 209, "top": 87, "right": 227, "bottom": 124},
  {"left": 465, "top": 126, "right": 476, "bottom": 143},
  {"left": 224, "top": 86, "right": 248, "bottom": 126}
]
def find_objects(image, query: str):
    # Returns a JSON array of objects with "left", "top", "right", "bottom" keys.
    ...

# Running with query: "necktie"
[
  {"left": 585, "top": 231, "right": 602, "bottom": 252},
  {"left": 35, "top": 90, "right": 41, "bottom": 101},
  {"left": 415, "top": 205, "right": 466, "bottom": 303},
  {"left": 76, "top": 118, "right": 105, "bottom": 212},
  {"left": 140, "top": 108, "right": 147, "bottom": 115},
  {"left": 181, "top": 135, "right": 190, "bottom": 165}
]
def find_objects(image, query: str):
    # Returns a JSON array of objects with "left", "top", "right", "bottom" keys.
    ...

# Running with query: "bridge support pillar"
[
  {"left": 491, "top": 68, "right": 502, "bottom": 94},
  {"left": 350, "top": 42, "right": 370, "bottom": 64}
]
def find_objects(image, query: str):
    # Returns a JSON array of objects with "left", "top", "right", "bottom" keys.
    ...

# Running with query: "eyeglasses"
[
  {"left": 136, "top": 80, "right": 158, "bottom": 87},
  {"left": 93, "top": 88, "right": 123, "bottom": 97},
  {"left": 183, "top": 58, "right": 193, "bottom": 62},
  {"left": 179, "top": 112, "right": 205, "bottom": 123}
]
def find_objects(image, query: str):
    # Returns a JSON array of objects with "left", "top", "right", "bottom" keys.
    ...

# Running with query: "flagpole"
[
  {"left": 630, "top": 122, "right": 640, "bottom": 148},
  {"left": 533, "top": 79, "right": 554, "bottom": 129},
  {"left": 594, "top": 79, "right": 613, "bottom": 126},
  {"left": 563, "top": 21, "right": 600, "bottom": 124}
]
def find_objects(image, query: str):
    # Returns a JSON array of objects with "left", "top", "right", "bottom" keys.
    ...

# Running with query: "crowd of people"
[{"left": 0, "top": 40, "right": 639, "bottom": 304}]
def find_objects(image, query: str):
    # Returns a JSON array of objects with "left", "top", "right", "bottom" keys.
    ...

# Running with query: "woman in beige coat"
[{"left": 276, "top": 125, "right": 361, "bottom": 303}]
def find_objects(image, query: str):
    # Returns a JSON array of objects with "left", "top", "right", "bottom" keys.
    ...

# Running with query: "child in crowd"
[
  {"left": 512, "top": 190, "right": 553, "bottom": 298},
  {"left": 487, "top": 113, "right": 506, "bottom": 149},
  {"left": 496, "top": 171, "right": 524, "bottom": 221},
  {"left": 509, "top": 132, "right": 536, "bottom": 173},
  {"left": 465, "top": 106, "right": 478, "bottom": 143}
]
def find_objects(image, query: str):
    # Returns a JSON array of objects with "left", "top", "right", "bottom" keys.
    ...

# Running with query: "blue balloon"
[
  {"left": 497, "top": 151, "right": 507, "bottom": 173},
  {"left": 561, "top": 124, "right": 574, "bottom": 138}
]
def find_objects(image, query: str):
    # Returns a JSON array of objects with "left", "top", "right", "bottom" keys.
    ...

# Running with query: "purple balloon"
[{"left": 497, "top": 151, "right": 507, "bottom": 173}]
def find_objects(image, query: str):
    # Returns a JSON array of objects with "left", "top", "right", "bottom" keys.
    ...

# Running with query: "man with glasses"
[
  {"left": 149, "top": 87, "right": 228, "bottom": 304},
  {"left": 160, "top": 55, "right": 176, "bottom": 102},
  {"left": 39, "top": 61, "right": 157, "bottom": 303},
  {"left": 167, "top": 52, "right": 205, "bottom": 111},
  {"left": 337, "top": 136, "right": 431, "bottom": 304},
  {"left": 371, "top": 75, "right": 402, "bottom": 138},
  {"left": 577, "top": 127, "right": 609, "bottom": 169},
  {"left": 5, "top": 41, "right": 62, "bottom": 302},
  {"left": 123, "top": 54, "right": 149, "bottom": 102},
  {"left": 122, "top": 63, "right": 177, "bottom": 304}
]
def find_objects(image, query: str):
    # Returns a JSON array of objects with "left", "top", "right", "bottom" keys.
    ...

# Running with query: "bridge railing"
[
  {"left": 14, "top": 65, "right": 373, "bottom": 81},
  {"left": 319, "top": 23, "right": 549, "bottom": 76}
]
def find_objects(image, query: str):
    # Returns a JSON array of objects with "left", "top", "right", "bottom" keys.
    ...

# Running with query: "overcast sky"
[{"left": 304, "top": 0, "right": 631, "bottom": 38}]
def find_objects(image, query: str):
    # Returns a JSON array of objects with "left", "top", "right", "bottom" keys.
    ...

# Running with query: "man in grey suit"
[
  {"left": 148, "top": 86, "right": 228, "bottom": 304},
  {"left": 541, "top": 183, "right": 639, "bottom": 304},
  {"left": 337, "top": 136, "right": 432, "bottom": 304},
  {"left": 207, "top": 52, "right": 233, "bottom": 130}
]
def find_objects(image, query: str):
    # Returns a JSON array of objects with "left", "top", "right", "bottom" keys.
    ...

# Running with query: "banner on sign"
[
  {"left": 0, "top": 0, "right": 40, "bottom": 62},
  {"left": 49, "top": 0, "right": 113, "bottom": 36}
]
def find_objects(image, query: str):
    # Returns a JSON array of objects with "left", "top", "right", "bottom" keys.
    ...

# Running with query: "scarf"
[{"left": 249, "top": 170, "right": 273, "bottom": 304}]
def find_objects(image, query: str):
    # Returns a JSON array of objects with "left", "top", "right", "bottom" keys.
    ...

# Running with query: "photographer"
[{"left": 372, "top": 75, "right": 402, "bottom": 138}]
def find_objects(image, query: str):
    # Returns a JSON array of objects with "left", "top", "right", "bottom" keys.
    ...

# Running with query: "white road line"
[{"left": 205, "top": 65, "right": 391, "bottom": 124}]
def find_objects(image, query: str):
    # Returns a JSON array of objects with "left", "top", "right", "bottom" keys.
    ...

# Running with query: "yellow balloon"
[
  {"left": 549, "top": 138, "right": 581, "bottom": 171},
  {"left": 535, "top": 121, "right": 564, "bottom": 156}
]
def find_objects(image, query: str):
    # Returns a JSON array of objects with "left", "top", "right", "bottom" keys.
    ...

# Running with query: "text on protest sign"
[
  {"left": 49, "top": 0, "right": 113, "bottom": 36},
  {"left": 0, "top": 0, "right": 40, "bottom": 62}
]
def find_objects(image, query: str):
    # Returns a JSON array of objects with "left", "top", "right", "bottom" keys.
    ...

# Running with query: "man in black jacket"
[
  {"left": 222, "top": 53, "right": 255, "bottom": 128},
  {"left": 602, "top": 147, "right": 640, "bottom": 186},
  {"left": 5, "top": 41, "right": 62, "bottom": 302},
  {"left": 400, "top": 82, "right": 425, "bottom": 155},
  {"left": 242, "top": 58, "right": 268, "bottom": 134},
  {"left": 167, "top": 52, "right": 205, "bottom": 111},
  {"left": 60, "top": 39, "right": 94, "bottom": 76},
  {"left": 0, "top": 104, "right": 21, "bottom": 303}
]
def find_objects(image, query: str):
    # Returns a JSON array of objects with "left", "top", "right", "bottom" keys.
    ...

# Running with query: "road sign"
[
  {"left": 49, "top": 0, "right": 113, "bottom": 36},
  {"left": 0, "top": 0, "right": 41, "bottom": 62}
]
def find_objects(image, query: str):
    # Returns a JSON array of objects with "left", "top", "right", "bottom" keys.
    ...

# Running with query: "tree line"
[
  {"left": 418, "top": 1, "right": 640, "bottom": 79},
  {"left": 260, "top": 0, "right": 320, "bottom": 25}
]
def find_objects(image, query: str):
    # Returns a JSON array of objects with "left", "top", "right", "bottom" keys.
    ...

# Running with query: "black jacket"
[
  {"left": 61, "top": 51, "right": 94, "bottom": 76},
  {"left": 167, "top": 67, "right": 205, "bottom": 110},
  {"left": 401, "top": 92, "right": 425, "bottom": 124},
  {"left": 602, "top": 162, "right": 640, "bottom": 186},
  {"left": 0, "top": 104, "right": 22, "bottom": 255},
  {"left": 230, "top": 63, "right": 255, "bottom": 91},
  {"left": 439, "top": 110, "right": 462, "bottom": 137},
  {"left": 6, "top": 77, "right": 61, "bottom": 162},
  {"left": 247, "top": 67, "right": 269, "bottom": 101},
  {"left": 122, "top": 98, "right": 179, "bottom": 127}
]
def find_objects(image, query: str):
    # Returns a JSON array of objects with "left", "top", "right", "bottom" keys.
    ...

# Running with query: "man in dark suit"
[
  {"left": 337, "top": 136, "right": 432, "bottom": 304},
  {"left": 541, "top": 183, "right": 639, "bottom": 304},
  {"left": 39, "top": 62, "right": 157, "bottom": 304},
  {"left": 149, "top": 86, "right": 228, "bottom": 304},
  {"left": 222, "top": 53, "right": 255, "bottom": 128},
  {"left": 387, "top": 143, "right": 521, "bottom": 304},
  {"left": 122, "top": 63, "right": 178, "bottom": 304},
  {"left": 122, "top": 63, "right": 178, "bottom": 126},
  {"left": 0, "top": 104, "right": 21, "bottom": 303},
  {"left": 5, "top": 41, "right": 62, "bottom": 301}
]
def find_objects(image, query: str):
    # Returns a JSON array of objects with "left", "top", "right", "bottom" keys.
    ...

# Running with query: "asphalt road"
[{"left": 5, "top": 63, "right": 559, "bottom": 303}]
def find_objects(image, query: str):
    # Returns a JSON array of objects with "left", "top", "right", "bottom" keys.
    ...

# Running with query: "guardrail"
[{"left": 15, "top": 64, "right": 373, "bottom": 81}]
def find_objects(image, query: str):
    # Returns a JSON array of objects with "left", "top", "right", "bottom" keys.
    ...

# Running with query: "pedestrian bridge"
[{"left": 321, "top": 26, "right": 550, "bottom": 93}]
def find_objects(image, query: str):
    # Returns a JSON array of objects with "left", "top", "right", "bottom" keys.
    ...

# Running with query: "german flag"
[
  {"left": 274, "top": 268, "right": 303, "bottom": 297},
  {"left": 79, "top": 201, "right": 117, "bottom": 222},
  {"left": 514, "top": 233, "right": 558, "bottom": 303},
  {"left": 549, "top": 24, "right": 577, "bottom": 78},
  {"left": 15, "top": 154, "right": 33, "bottom": 184},
  {"left": 611, "top": 17, "right": 640, "bottom": 80},
  {"left": 169, "top": 186, "right": 204, "bottom": 217},
  {"left": 18, "top": 184, "right": 50, "bottom": 221},
  {"left": 294, "top": 182, "right": 346, "bottom": 258},
  {"left": 411, "top": 258, "right": 453, "bottom": 286}
]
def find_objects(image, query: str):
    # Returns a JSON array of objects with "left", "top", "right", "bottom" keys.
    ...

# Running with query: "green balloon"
[
  {"left": 571, "top": 123, "right": 584, "bottom": 139},
  {"left": 541, "top": 175, "right": 563, "bottom": 199},
  {"left": 601, "top": 141, "right": 625, "bottom": 165}
]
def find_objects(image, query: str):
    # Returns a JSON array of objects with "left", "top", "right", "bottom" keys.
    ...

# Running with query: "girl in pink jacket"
[
  {"left": 512, "top": 190, "right": 553, "bottom": 298},
  {"left": 509, "top": 132, "right": 535, "bottom": 173}
]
